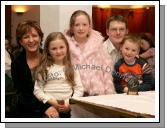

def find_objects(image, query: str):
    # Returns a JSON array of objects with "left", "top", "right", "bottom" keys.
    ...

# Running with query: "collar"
[{"left": 105, "top": 38, "right": 117, "bottom": 54}]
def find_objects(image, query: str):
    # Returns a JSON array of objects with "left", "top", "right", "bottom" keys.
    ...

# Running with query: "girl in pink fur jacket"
[{"left": 65, "top": 10, "right": 116, "bottom": 96}]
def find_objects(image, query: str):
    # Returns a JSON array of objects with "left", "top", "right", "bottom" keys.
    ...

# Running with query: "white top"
[
  {"left": 34, "top": 64, "right": 84, "bottom": 104},
  {"left": 103, "top": 38, "right": 122, "bottom": 65},
  {"left": 5, "top": 50, "right": 11, "bottom": 77}
]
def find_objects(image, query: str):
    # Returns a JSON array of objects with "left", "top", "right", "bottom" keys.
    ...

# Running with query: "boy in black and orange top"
[{"left": 113, "top": 34, "right": 154, "bottom": 93}]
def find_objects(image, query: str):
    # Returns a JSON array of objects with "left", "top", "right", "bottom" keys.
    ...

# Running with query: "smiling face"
[
  {"left": 72, "top": 14, "right": 91, "bottom": 41},
  {"left": 121, "top": 40, "right": 140, "bottom": 65},
  {"left": 48, "top": 39, "right": 67, "bottom": 65},
  {"left": 20, "top": 27, "right": 41, "bottom": 53},
  {"left": 140, "top": 39, "right": 150, "bottom": 51},
  {"left": 107, "top": 21, "right": 128, "bottom": 49}
]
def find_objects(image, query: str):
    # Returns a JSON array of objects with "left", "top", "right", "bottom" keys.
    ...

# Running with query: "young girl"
[
  {"left": 113, "top": 34, "right": 154, "bottom": 93},
  {"left": 65, "top": 10, "right": 115, "bottom": 96},
  {"left": 34, "top": 32, "right": 84, "bottom": 118}
]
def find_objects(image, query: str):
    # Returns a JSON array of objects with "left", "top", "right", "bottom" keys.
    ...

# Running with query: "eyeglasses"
[{"left": 110, "top": 28, "right": 126, "bottom": 33}]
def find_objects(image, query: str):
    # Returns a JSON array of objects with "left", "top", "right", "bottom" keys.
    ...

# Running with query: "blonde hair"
[
  {"left": 35, "top": 32, "right": 75, "bottom": 86},
  {"left": 121, "top": 34, "right": 141, "bottom": 51}
]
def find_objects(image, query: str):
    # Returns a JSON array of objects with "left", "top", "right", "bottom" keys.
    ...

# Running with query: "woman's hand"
[{"left": 45, "top": 106, "right": 59, "bottom": 118}]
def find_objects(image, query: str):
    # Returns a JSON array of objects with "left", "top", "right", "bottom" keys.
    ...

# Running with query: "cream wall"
[
  {"left": 40, "top": 5, "right": 59, "bottom": 46},
  {"left": 40, "top": 5, "right": 92, "bottom": 44},
  {"left": 58, "top": 5, "right": 92, "bottom": 32},
  {"left": 11, "top": 5, "right": 92, "bottom": 47}
]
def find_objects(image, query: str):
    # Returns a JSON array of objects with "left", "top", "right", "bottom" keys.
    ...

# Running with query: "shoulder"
[
  {"left": 136, "top": 58, "right": 147, "bottom": 67},
  {"left": 150, "top": 47, "right": 155, "bottom": 51},
  {"left": 74, "top": 68, "right": 80, "bottom": 77},
  {"left": 12, "top": 50, "right": 25, "bottom": 65},
  {"left": 103, "top": 38, "right": 110, "bottom": 47},
  {"left": 115, "top": 58, "right": 124, "bottom": 68},
  {"left": 89, "top": 29, "right": 104, "bottom": 42}
]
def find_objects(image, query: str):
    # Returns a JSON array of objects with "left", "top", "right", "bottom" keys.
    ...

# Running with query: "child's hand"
[
  {"left": 123, "top": 86, "right": 128, "bottom": 93},
  {"left": 56, "top": 100, "right": 70, "bottom": 112},
  {"left": 58, "top": 104, "right": 70, "bottom": 112}
]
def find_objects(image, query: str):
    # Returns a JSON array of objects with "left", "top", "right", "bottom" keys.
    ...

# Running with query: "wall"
[
  {"left": 40, "top": 5, "right": 92, "bottom": 44},
  {"left": 11, "top": 5, "right": 40, "bottom": 47},
  {"left": 5, "top": 5, "right": 11, "bottom": 40},
  {"left": 93, "top": 6, "right": 155, "bottom": 39},
  {"left": 10, "top": 5, "right": 92, "bottom": 47},
  {"left": 40, "top": 5, "right": 59, "bottom": 45},
  {"left": 58, "top": 5, "right": 92, "bottom": 32}
]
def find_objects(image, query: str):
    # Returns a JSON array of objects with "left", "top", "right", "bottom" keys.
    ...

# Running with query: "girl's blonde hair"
[{"left": 35, "top": 32, "right": 75, "bottom": 86}]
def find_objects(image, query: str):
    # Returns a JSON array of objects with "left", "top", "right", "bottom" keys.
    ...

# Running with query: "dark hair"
[
  {"left": 16, "top": 20, "right": 44, "bottom": 47},
  {"left": 139, "top": 33, "right": 155, "bottom": 48},
  {"left": 67, "top": 10, "right": 91, "bottom": 36},
  {"left": 106, "top": 15, "right": 128, "bottom": 29},
  {"left": 12, "top": 20, "right": 44, "bottom": 59}
]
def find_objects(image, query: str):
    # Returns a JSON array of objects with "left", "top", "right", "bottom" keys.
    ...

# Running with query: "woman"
[{"left": 11, "top": 20, "right": 57, "bottom": 118}]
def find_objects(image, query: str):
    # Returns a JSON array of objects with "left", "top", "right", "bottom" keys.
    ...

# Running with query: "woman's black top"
[{"left": 11, "top": 50, "right": 50, "bottom": 118}]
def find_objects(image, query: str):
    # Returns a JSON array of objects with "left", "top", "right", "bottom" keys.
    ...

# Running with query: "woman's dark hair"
[
  {"left": 13, "top": 20, "right": 44, "bottom": 59},
  {"left": 140, "top": 33, "right": 155, "bottom": 48},
  {"left": 16, "top": 20, "right": 44, "bottom": 47}
]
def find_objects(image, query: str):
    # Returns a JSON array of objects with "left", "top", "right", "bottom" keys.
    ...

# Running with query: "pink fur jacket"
[{"left": 65, "top": 30, "right": 116, "bottom": 95}]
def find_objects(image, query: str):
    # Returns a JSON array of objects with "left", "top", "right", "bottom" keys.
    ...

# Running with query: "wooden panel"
[
  {"left": 92, "top": 7, "right": 155, "bottom": 38},
  {"left": 5, "top": 5, "right": 11, "bottom": 40}
]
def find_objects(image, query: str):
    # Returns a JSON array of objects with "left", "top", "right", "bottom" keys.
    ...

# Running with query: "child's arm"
[
  {"left": 138, "top": 73, "right": 154, "bottom": 91},
  {"left": 34, "top": 78, "right": 70, "bottom": 113},
  {"left": 33, "top": 80, "right": 53, "bottom": 104},
  {"left": 138, "top": 63, "right": 154, "bottom": 91},
  {"left": 140, "top": 48, "right": 155, "bottom": 59},
  {"left": 72, "top": 70, "right": 84, "bottom": 97}
]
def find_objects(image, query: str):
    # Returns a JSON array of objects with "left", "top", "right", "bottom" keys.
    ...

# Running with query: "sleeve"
[
  {"left": 113, "top": 61, "right": 124, "bottom": 93},
  {"left": 33, "top": 79, "right": 53, "bottom": 104},
  {"left": 11, "top": 60, "right": 21, "bottom": 92},
  {"left": 140, "top": 48, "right": 155, "bottom": 59},
  {"left": 138, "top": 63, "right": 154, "bottom": 91},
  {"left": 72, "top": 70, "right": 84, "bottom": 97},
  {"left": 5, "top": 50, "right": 11, "bottom": 75},
  {"left": 102, "top": 41, "right": 109, "bottom": 60},
  {"left": 100, "top": 44, "right": 116, "bottom": 94},
  {"left": 138, "top": 74, "right": 154, "bottom": 91}
]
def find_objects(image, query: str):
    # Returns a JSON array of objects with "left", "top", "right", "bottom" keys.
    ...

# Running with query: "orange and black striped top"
[{"left": 113, "top": 58, "right": 154, "bottom": 93}]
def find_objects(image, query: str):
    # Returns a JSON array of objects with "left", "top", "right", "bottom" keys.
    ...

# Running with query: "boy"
[{"left": 113, "top": 34, "right": 154, "bottom": 93}]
